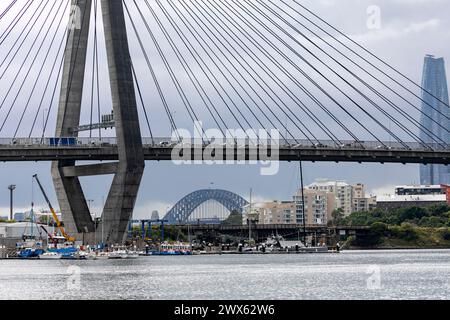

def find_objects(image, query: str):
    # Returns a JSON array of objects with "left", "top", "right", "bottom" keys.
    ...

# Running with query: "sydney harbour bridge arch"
[{"left": 164, "top": 189, "right": 249, "bottom": 224}]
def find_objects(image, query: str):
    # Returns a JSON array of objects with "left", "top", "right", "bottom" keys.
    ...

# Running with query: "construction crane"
[
  {"left": 40, "top": 225, "right": 58, "bottom": 247},
  {"left": 33, "top": 174, "right": 75, "bottom": 242}
]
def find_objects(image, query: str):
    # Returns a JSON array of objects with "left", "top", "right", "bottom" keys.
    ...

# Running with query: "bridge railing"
[{"left": 0, "top": 137, "right": 446, "bottom": 151}]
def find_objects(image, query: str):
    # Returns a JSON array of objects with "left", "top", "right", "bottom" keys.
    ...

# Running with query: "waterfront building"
[
  {"left": 376, "top": 194, "right": 446, "bottom": 210},
  {"left": 293, "top": 189, "right": 335, "bottom": 225},
  {"left": 307, "top": 179, "right": 353, "bottom": 216},
  {"left": 352, "top": 196, "right": 377, "bottom": 213},
  {"left": 351, "top": 183, "right": 377, "bottom": 212},
  {"left": 376, "top": 184, "right": 450, "bottom": 210},
  {"left": 242, "top": 201, "right": 295, "bottom": 225},
  {"left": 420, "top": 55, "right": 450, "bottom": 185},
  {"left": 395, "top": 185, "right": 445, "bottom": 196},
  {"left": 0, "top": 222, "right": 42, "bottom": 238}
]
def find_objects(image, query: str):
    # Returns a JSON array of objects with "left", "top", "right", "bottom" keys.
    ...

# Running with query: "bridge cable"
[
  {"left": 159, "top": 0, "right": 265, "bottom": 144},
  {"left": 0, "top": 0, "right": 46, "bottom": 78},
  {"left": 198, "top": 0, "right": 343, "bottom": 145},
  {"left": 164, "top": 1, "right": 284, "bottom": 144},
  {"left": 131, "top": 62, "right": 155, "bottom": 145},
  {"left": 89, "top": 0, "right": 102, "bottom": 140},
  {"left": 260, "top": 0, "right": 447, "bottom": 149},
  {"left": 242, "top": 0, "right": 411, "bottom": 148},
  {"left": 94, "top": 0, "right": 101, "bottom": 140},
  {"left": 153, "top": 0, "right": 253, "bottom": 143},
  {"left": 139, "top": 0, "right": 227, "bottom": 138},
  {"left": 196, "top": 0, "right": 343, "bottom": 146},
  {"left": 0, "top": 0, "right": 17, "bottom": 21},
  {"left": 293, "top": 0, "right": 450, "bottom": 110},
  {"left": 214, "top": 0, "right": 364, "bottom": 146},
  {"left": 42, "top": 1, "right": 82, "bottom": 140},
  {"left": 124, "top": 0, "right": 206, "bottom": 143},
  {"left": 122, "top": 1, "right": 180, "bottom": 141},
  {"left": 29, "top": 26, "right": 67, "bottom": 138},
  {"left": 139, "top": 0, "right": 229, "bottom": 138},
  {"left": 181, "top": 0, "right": 316, "bottom": 145},
  {"left": 40, "top": 51, "right": 65, "bottom": 141},
  {"left": 173, "top": 0, "right": 300, "bottom": 144},
  {"left": 209, "top": 0, "right": 360, "bottom": 145},
  {"left": 231, "top": 0, "right": 391, "bottom": 147},
  {"left": 0, "top": 0, "right": 60, "bottom": 132},
  {"left": 170, "top": 0, "right": 293, "bottom": 145},
  {"left": 28, "top": 2, "right": 72, "bottom": 138},
  {"left": 278, "top": 0, "right": 450, "bottom": 140},
  {"left": 13, "top": 0, "right": 69, "bottom": 138},
  {"left": 0, "top": 0, "right": 32, "bottom": 45}
]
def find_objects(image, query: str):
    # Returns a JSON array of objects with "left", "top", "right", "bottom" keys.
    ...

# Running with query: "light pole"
[
  {"left": 87, "top": 199, "right": 94, "bottom": 214},
  {"left": 8, "top": 185, "right": 16, "bottom": 221}
]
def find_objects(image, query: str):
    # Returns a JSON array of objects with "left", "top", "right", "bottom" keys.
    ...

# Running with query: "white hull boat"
[{"left": 39, "top": 252, "right": 62, "bottom": 260}]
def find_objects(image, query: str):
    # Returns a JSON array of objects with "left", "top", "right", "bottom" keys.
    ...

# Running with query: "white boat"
[
  {"left": 125, "top": 251, "right": 139, "bottom": 259},
  {"left": 78, "top": 251, "right": 97, "bottom": 260},
  {"left": 95, "top": 252, "right": 110, "bottom": 260},
  {"left": 39, "top": 252, "right": 62, "bottom": 260},
  {"left": 108, "top": 249, "right": 139, "bottom": 259},
  {"left": 107, "top": 250, "right": 123, "bottom": 259}
]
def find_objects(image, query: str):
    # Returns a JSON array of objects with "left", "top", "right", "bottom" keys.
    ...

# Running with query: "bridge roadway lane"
[{"left": 0, "top": 143, "right": 449, "bottom": 164}]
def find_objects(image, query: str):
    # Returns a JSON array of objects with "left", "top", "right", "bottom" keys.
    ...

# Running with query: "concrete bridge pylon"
[{"left": 51, "top": 0, "right": 144, "bottom": 244}]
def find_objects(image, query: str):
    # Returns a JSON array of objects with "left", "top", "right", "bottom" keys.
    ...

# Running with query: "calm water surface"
[{"left": 1, "top": 249, "right": 450, "bottom": 300}]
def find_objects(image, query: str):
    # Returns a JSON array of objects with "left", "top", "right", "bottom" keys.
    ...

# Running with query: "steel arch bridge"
[{"left": 164, "top": 189, "right": 249, "bottom": 224}]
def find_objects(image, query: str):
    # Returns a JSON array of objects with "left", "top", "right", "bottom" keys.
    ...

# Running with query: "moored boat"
[{"left": 39, "top": 252, "right": 62, "bottom": 260}]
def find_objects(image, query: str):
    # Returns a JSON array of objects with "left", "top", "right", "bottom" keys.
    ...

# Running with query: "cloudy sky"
[{"left": 0, "top": 0, "right": 449, "bottom": 218}]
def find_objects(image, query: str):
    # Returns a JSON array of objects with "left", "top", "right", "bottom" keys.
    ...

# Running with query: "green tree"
[
  {"left": 222, "top": 210, "right": 243, "bottom": 225},
  {"left": 330, "top": 208, "right": 345, "bottom": 226}
]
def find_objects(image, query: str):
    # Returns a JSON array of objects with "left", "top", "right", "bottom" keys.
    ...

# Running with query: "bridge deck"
[{"left": 0, "top": 138, "right": 449, "bottom": 164}]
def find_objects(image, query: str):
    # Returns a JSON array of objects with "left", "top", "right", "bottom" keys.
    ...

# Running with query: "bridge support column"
[
  {"left": 98, "top": 0, "right": 144, "bottom": 244},
  {"left": 52, "top": 0, "right": 144, "bottom": 245},
  {"left": 51, "top": 0, "right": 94, "bottom": 240}
]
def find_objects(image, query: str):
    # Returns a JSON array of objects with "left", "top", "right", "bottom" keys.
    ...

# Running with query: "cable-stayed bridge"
[{"left": 0, "top": 0, "right": 449, "bottom": 243}]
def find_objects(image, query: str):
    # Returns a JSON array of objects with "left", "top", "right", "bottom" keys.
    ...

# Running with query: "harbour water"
[{"left": 1, "top": 249, "right": 450, "bottom": 300}]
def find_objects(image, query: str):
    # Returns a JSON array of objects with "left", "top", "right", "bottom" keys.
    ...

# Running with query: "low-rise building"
[
  {"left": 307, "top": 179, "right": 353, "bottom": 216},
  {"left": 376, "top": 184, "right": 449, "bottom": 210},
  {"left": 293, "top": 189, "right": 335, "bottom": 225},
  {"left": 352, "top": 196, "right": 377, "bottom": 212},
  {"left": 395, "top": 185, "right": 445, "bottom": 196},
  {"left": 0, "top": 222, "right": 42, "bottom": 238},
  {"left": 376, "top": 194, "right": 446, "bottom": 210},
  {"left": 243, "top": 201, "right": 296, "bottom": 225}
]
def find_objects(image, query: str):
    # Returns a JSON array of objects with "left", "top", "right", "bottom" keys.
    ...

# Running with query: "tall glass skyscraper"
[{"left": 420, "top": 55, "right": 450, "bottom": 185}]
